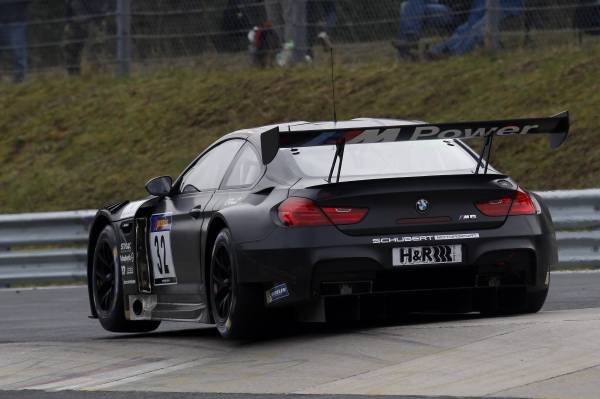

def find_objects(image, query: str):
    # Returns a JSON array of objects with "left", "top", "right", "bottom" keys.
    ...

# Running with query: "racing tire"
[
  {"left": 92, "top": 226, "right": 161, "bottom": 333},
  {"left": 209, "top": 228, "right": 266, "bottom": 339},
  {"left": 524, "top": 288, "right": 548, "bottom": 314}
]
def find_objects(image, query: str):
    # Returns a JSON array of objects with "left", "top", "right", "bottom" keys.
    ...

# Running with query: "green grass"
[{"left": 0, "top": 44, "right": 599, "bottom": 213}]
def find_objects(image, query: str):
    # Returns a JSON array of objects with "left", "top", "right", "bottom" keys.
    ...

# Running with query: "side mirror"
[{"left": 145, "top": 176, "right": 172, "bottom": 197}]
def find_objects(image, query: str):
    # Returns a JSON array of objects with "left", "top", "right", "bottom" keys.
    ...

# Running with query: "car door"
[{"left": 147, "top": 139, "right": 246, "bottom": 301}]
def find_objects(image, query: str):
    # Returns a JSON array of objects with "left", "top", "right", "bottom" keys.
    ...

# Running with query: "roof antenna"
[{"left": 330, "top": 47, "right": 337, "bottom": 124}]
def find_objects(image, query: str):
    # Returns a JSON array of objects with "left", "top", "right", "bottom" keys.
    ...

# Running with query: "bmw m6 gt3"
[{"left": 87, "top": 113, "right": 569, "bottom": 338}]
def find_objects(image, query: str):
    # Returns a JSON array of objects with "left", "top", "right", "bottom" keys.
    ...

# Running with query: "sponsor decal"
[
  {"left": 120, "top": 200, "right": 147, "bottom": 219},
  {"left": 342, "top": 125, "right": 540, "bottom": 144},
  {"left": 149, "top": 213, "right": 177, "bottom": 286},
  {"left": 151, "top": 214, "right": 172, "bottom": 233},
  {"left": 120, "top": 265, "right": 134, "bottom": 276},
  {"left": 224, "top": 196, "right": 244, "bottom": 207},
  {"left": 373, "top": 233, "right": 479, "bottom": 244},
  {"left": 266, "top": 283, "right": 289, "bottom": 304},
  {"left": 347, "top": 128, "right": 401, "bottom": 144},
  {"left": 119, "top": 240, "right": 135, "bottom": 276},
  {"left": 120, "top": 265, "right": 134, "bottom": 275},
  {"left": 120, "top": 254, "right": 134, "bottom": 263},
  {"left": 434, "top": 233, "right": 479, "bottom": 241},
  {"left": 408, "top": 125, "right": 538, "bottom": 141},
  {"left": 393, "top": 245, "right": 462, "bottom": 266}
]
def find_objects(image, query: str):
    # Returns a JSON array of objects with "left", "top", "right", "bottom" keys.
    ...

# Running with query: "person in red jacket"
[{"left": 265, "top": 0, "right": 308, "bottom": 65}]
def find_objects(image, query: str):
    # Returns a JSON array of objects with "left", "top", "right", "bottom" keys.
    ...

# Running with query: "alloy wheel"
[
  {"left": 94, "top": 240, "right": 116, "bottom": 312},
  {"left": 212, "top": 245, "right": 233, "bottom": 320}
]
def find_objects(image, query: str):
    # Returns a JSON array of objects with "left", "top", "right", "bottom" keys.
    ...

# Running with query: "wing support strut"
[
  {"left": 475, "top": 134, "right": 495, "bottom": 175},
  {"left": 327, "top": 138, "right": 346, "bottom": 184}
]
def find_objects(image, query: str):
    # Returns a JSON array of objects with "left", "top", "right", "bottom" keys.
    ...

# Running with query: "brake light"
[
  {"left": 475, "top": 197, "right": 512, "bottom": 217},
  {"left": 475, "top": 188, "right": 536, "bottom": 217},
  {"left": 278, "top": 197, "right": 330, "bottom": 226},
  {"left": 278, "top": 197, "right": 368, "bottom": 227},
  {"left": 510, "top": 188, "right": 537, "bottom": 215},
  {"left": 322, "top": 207, "right": 369, "bottom": 225}
]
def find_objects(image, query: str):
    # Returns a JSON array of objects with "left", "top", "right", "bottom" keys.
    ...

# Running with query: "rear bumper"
[{"left": 235, "top": 214, "right": 557, "bottom": 308}]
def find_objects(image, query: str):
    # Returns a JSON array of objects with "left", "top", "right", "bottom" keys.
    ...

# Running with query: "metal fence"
[
  {"left": 0, "top": 189, "right": 599, "bottom": 285},
  {"left": 1, "top": 0, "right": 600, "bottom": 81}
]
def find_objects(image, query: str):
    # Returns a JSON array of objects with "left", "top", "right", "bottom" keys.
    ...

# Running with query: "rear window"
[{"left": 287, "top": 140, "right": 478, "bottom": 179}]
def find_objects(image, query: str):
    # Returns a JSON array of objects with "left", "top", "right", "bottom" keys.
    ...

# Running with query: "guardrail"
[
  {"left": 0, "top": 210, "right": 96, "bottom": 285},
  {"left": 537, "top": 189, "right": 600, "bottom": 268},
  {"left": 0, "top": 190, "right": 599, "bottom": 285}
]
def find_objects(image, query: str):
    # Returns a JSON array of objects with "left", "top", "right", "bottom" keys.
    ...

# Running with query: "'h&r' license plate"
[{"left": 392, "top": 245, "right": 462, "bottom": 266}]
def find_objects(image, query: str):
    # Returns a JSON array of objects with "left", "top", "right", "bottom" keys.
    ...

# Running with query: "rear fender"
[{"left": 531, "top": 193, "right": 558, "bottom": 267}]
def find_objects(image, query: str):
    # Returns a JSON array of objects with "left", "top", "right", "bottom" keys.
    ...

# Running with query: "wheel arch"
[
  {"left": 203, "top": 214, "right": 230, "bottom": 323},
  {"left": 87, "top": 210, "right": 114, "bottom": 318}
]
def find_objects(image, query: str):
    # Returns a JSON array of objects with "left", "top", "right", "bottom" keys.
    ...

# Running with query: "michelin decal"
[{"left": 266, "top": 283, "right": 289, "bottom": 304}]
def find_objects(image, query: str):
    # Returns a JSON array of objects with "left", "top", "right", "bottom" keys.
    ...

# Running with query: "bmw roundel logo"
[{"left": 416, "top": 199, "right": 430, "bottom": 213}]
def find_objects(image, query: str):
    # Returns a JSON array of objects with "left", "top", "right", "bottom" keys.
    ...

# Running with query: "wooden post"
[
  {"left": 116, "top": 0, "right": 132, "bottom": 76},
  {"left": 485, "top": 0, "right": 500, "bottom": 52}
]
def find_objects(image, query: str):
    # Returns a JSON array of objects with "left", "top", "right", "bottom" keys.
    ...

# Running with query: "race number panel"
[{"left": 149, "top": 213, "right": 177, "bottom": 285}]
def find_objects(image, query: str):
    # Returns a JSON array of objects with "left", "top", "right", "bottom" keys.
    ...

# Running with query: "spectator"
[
  {"left": 248, "top": 21, "right": 281, "bottom": 68},
  {"left": 307, "top": 0, "right": 336, "bottom": 55},
  {"left": 265, "top": 0, "right": 308, "bottom": 65},
  {"left": 63, "top": 0, "right": 110, "bottom": 75},
  {"left": 393, "top": 0, "right": 453, "bottom": 59},
  {"left": 0, "top": 0, "right": 30, "bottom": 82},
  {"left": 427, "top": 0, "right": 522, "bottom": 58}
]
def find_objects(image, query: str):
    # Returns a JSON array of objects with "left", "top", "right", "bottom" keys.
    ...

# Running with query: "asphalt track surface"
[{"left": 1, "top": 271, "right": 599, "bottom": 399}]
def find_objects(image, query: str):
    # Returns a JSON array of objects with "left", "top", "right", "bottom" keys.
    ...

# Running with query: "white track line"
[{"left": 0, "top": 285, "right": 86, "bottom": 292}]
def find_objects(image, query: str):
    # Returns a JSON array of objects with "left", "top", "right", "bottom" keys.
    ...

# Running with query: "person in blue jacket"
[
  {"left": 0, "top": 0, "right": 30, "bottom": 82},
  {"left": 393, "top": 0, "right": 454, "bottom": 58},
  {"left": 428, "top": 0, "right": 522, "bottom": 57}
]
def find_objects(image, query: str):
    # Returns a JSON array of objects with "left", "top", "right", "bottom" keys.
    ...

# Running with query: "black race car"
[{"left": 87, "top": 113, "right": 570, "bottom": 338}]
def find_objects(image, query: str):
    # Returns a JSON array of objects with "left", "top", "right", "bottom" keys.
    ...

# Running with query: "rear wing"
[{"left": 260, "top": 111, "right": 570, "bottom": 164}]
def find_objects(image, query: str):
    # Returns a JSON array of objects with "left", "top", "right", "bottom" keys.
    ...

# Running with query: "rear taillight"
[
  {"left": 278, "top": 197, "right": 329, "bottom": 226},
  {"left": 475, "top": 197, "right": 512, "bottom": 217},
  {"left": 475, "top": 187, "right": 536, "bottom": 217},
  {"left": 322, "top": 207, "right": 369, "bottom": 225},
  {"left": 509, "top": 188, "right": 537, "bottom": 215},
  {"left": 278, "top": 197, "right": 368, "bottom": 227}
]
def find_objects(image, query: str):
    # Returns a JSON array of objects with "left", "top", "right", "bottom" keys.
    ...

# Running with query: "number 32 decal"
[
  {"left": 154, "top": 235, "right": 170, "bottom": 275},
  {"left": 149, "top": 213, "right": 177, "bottom": 285}
]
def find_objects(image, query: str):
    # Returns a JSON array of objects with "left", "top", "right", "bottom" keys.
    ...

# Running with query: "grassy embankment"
[{"left": 0, "top": 44, "right": 599, "bottom": 213}]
